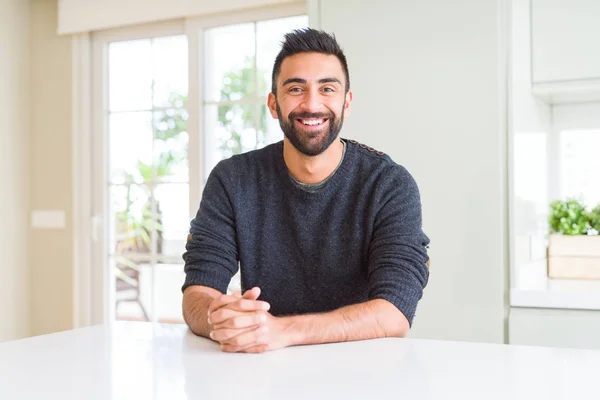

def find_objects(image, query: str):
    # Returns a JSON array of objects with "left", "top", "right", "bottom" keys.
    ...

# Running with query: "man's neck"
[{"left": 283, "top": 138, "right": 344, "bottom": 185}]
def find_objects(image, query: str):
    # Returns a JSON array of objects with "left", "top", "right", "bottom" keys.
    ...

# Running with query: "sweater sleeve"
[
  {"left": 367, "top": 164, "right": 430, "bottom": 326},
  {"left": 181, "top": 161, "right": 239, "bottom": 294}
]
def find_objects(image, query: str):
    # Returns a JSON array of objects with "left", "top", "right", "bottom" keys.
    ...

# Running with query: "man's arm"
[
  {"left": 182, "top": 163, "right": 239, "bottom": 295},
  {"left": 285, "top": 298, "right": 409, "bottom": 346},
  {"left": 182, "top": 285, "right": 221, "bottom": 338},
  {"left": 216, "top": 298, "right": 409, "bottom": 353},
  {"left": 181, "top": 160, "right": 241, "bottom": 334}
]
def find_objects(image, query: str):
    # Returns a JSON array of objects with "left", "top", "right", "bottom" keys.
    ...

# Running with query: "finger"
[
  {"left": 221, "top": 341, "right": 268, "bottom": 353},
  {"left": 210, "top": 325, "right": 258, "bottom": 343},
  {"left": 208, "top": 294, "right": 244, "bottom": 317},
  {"left": 208, "top": 287, "right": 263, "bottom": 318},
  {"left": 211, "top": 299, "right": 270, "bottom": 323},
  {"left": 230, "top": 298, "right": 270, "bottom": 312},
  {"left": 210, "top": 301, "right": 269, "bottom": 325},
  {"left": 212, "top": 312, "right": 266, "bottom": 330},
  {"left": 231, "top": 286, "right": 259, "bottom": 299},
  {"left": 219, "top": 325, "right": 269, "bottom": 352},
  {"left": 209, "top": 308, "right": 238, "bottom": 325},
  {"left": 242, "top": 287, "right": 261, "bottom": 300},
  {"left": 240, "top": 344, "right": 270, "bottom": 354}
]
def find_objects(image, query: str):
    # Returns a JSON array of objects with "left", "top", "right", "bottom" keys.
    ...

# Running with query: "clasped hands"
[{"left": 207, "top": 287, "right": 292, "bottom": 353}]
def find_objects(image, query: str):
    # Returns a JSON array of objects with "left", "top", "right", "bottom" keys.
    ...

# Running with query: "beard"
[{"left": 276, "top": 101, "right": 345, "bottom": 157}]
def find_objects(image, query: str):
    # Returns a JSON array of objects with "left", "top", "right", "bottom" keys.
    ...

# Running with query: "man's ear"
[
  {"left": 267, "top": 93, "right": 279, "bottom": 119},
  {"left": 343, "top": 90, "right": 353, "bottom": 117}
]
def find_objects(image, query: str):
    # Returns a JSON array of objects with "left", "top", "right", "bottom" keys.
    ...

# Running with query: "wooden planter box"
[{"left": 547, "top": 234, "right": 600, "bottom": 279}]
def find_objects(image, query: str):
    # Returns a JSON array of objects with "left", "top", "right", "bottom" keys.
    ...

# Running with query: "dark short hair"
[{"left": 271, "top": 28, "right": 350, "bottom": 94}]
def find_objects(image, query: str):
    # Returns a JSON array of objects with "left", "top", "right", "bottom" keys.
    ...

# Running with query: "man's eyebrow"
[
  {"left": 282, "top": 78, "right": 307, "bottom": 86},
  {"left": 281, "top": 77, "right": 343, "bottom": 86},
  {"left": 318, "top": 77, "right": 342, "bottom": 85}
]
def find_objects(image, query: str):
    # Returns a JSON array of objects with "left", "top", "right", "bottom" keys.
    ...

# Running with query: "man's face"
[{"left": 268, "top": 52, "right": 352, "bottom": 157}]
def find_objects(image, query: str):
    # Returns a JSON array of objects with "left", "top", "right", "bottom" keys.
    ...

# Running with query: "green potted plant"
[
  {"left": 547, "top": 198, "right": 600, "bottom": 279},
  {"left": 588, "top": 204, "right": 600, "bottom": 235}
]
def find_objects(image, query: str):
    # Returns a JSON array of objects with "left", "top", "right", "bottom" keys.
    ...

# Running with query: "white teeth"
[{"left": 300, "top": 119, "right": 325, "bottom": 126}]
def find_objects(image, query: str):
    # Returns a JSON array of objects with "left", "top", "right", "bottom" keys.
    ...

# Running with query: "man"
[{"left": 182, "top": 28, "right": 430, "bottom": 353}]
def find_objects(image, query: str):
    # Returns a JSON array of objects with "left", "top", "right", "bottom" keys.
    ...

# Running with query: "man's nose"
[{"left": 300, "top": 89, "right": 323, "bottom": 112}]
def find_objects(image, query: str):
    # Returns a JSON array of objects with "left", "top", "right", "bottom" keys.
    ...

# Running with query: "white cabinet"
[
  {"left": 532, "top": 0, "right": 600, "bottom": 83},
  {"left": 509, "top": 307, "right": 600, "bottom": 350},
  {"left": 531, "top": 0, "right": 600, "bottom": 103}
]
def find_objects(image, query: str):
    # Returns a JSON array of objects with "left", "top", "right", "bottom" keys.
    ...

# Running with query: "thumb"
[{"left": 242, "top": 287, "right": 261, "bottom": 301}]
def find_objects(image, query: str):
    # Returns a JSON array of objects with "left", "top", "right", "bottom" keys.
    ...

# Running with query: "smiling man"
[{"left": 182, "top": 28, "right": 430, "bottom": 353}]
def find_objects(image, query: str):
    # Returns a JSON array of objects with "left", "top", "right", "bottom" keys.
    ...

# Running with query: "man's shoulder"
[
  {"left": 344, "top": 138, "right": 416, "bottom": 188},
  {"left": 345, "top": 138, "right": 399, "bottom": 169},
  {"left": 345, "top": 139, "right": 388, "bottom": 159},
  {"left": 345, "top": 139, "right": 405, "bottom": 172}
]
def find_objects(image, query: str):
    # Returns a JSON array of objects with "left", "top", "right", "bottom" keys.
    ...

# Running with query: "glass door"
[{"left": 93, "top": 24, "right": 190, "bottom": 323}]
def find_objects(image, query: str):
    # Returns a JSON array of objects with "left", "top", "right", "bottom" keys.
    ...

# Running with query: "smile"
[{"left": 297, "top": 118, "right": 328, "bottom": 126}]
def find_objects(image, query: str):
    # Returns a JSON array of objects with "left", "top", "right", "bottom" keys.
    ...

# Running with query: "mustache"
[{"left": 288, "top": 111, "right": 334, "bottom": 120}]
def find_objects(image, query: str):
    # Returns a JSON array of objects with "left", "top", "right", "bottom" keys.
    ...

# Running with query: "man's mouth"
[{"left": 296, "top": 118, "right": 329, "bottom": 127}]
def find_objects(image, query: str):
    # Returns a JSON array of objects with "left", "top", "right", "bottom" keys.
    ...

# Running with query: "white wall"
[
  {"left": 319, "top": 0, "right": 507, "bottom": 343},
  {"left": 0, "top": 0, "right": 30, "bottom": 341}
]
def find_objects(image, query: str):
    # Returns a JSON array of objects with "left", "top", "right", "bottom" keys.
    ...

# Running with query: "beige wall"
[
  {"left": 0, "top": 0, "right": 31, "bottom": 342},
  {"left": 29, "top": 0, "right": 74, "bottom": 336}
]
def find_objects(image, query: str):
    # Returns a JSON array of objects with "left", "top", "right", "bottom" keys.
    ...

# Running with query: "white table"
[{"left": 1, "top": 322, "right": 599, "bottom": 399}]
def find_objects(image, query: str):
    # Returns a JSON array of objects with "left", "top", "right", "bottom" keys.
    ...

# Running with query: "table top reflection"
[{"left": 1, "top": 322, "right": 599, "bottom": 400}]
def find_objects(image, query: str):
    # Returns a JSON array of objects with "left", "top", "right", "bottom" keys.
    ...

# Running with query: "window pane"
[
  {"left": 153, "top": 183, "right": 189, "bottom": 323},
  {"left": 204, "top": 23, "right": 256, "bottom": 102},
  {"left": 109, "top": 183, "right": 157, "bottom": 322},
  {"left": 112, "top": 255, "right": 152, "bottom": 322},
  {"left": 109, "top": 184, "right": 154, "bottom": 255},
  {"left": 256, "top": 16, "right": 309, "bottom": 96},
  {"left": 560, "top": 130, "right": 600, "bottom": 206},
  {"left": 109, "top": 181, "right": 187, "bottom": 323},
  {"left": 141, "top": 262, "right": 185, "bottom": 323},
  {"left": 153, "top": 109, "right": 189, "bottom": 183},
  {"left": 109, "top": 112, "right": 153, "bottom": 184},
  {"left": 513, "top": 132, "right": 548, "bottom": 264},
  {"left": 152, "top": 35, "right": 188, "bottom": 108},
  {"left": 154, "top": 183, "right": 189, "bottom": 258},
  {"left": 204, "top": 103, "right": 258, "bottom": 171},
  {"left": 109, "top": 40, "right": 152, "bottom": 112}
]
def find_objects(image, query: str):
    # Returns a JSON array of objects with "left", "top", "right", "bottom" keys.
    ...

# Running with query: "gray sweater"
[{"left": 182, "top": 139, "right": 430, "bottom": 324}]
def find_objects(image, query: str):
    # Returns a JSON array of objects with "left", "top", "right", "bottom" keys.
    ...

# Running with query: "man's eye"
[
  {"left": 323, "top": 87, "right": 335, "bottom": 92},
  {"left": 289, "top": 87, "right": 303, "bottom": 93}
]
